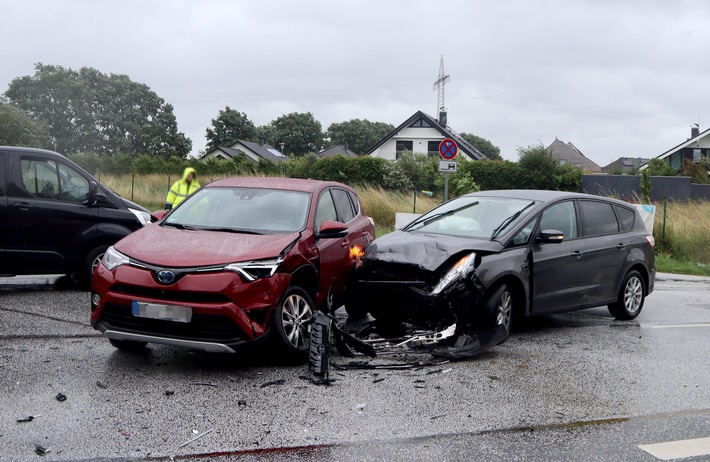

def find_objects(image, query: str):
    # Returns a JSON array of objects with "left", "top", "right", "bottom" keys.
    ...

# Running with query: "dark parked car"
[
  {"left": 348, "top": 190, "right": 655, "bottom": 343},
  {"left": 0, "top": 146, "right": 150, "bottom": 284},
  {"left": 90, "top": 177, "right": 375, "bottom": 356}
]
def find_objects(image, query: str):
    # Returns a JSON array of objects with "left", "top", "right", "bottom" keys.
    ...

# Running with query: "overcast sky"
[{"left": 3, "top": 0, "right": 710, "bottom": 165}]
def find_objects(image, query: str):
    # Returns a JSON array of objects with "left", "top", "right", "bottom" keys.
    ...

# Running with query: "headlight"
[
  {"left": 224, "top": 258, "right": 282, "bottom": 281},
  {"left": 101, "top": 246, "right": 130, "bottom": 271},
  {"left": 129, "top": 208, "right": 151, "bottom": 227},
  {"left": 431, "top": 253, "right": 477, "bottom": 295}
]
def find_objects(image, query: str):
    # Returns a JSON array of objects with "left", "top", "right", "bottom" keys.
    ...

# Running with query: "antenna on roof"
[{"left": 433, "top": 55, "right": 450, "bottom": 126}]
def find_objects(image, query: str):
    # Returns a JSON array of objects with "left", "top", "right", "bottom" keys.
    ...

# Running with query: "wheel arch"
[{"left": 482, "top": 274, "right": 528, "bottom": 318}]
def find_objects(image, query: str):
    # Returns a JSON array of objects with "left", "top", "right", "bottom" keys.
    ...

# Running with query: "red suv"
[{"left": 90, "top": 177, "right": 375, "bottom": 356}]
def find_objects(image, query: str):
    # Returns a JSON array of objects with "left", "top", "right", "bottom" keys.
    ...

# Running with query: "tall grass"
[
  {"left": 99, "top": 174, "right": 441, "bottom": 228},
  {"left": 654, "top": 200, "right": 710, "bottom": 264}
]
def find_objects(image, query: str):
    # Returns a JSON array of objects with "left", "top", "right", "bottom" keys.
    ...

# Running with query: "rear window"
[
  {"left": 331, "top": 188, "right": 356, "bottom": 223},
  {"left": 615, "top": 205, "right": 635, "bottom": 232},
  {"left": 580, "top": 200, "right": 619, "bottom": 236}
]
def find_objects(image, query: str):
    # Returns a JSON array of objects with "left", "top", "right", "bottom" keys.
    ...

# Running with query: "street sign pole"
[
  {"left": 444, "top": 173, "right": 449, "bottom": 202},
  {"left": 439, "top": 138, "right": 458, "bottom": 203}
]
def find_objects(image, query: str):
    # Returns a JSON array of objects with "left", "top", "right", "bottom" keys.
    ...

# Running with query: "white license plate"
[{"left": 131, "top": 301, "right": 192, "bottom": 323}]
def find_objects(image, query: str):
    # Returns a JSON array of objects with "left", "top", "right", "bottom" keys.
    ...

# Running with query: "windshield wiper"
[
  {"left": 490, "top": 202, "right": 536, "bottom": 240},
  {"left": 162, "top": 222, "right": 200, "bottom": 231},
  {"left": 405, "top": 201, "right": 479, "bottom": 231},
  {"left": 206, "top": 227, "right": 263, "bottom": 235}
]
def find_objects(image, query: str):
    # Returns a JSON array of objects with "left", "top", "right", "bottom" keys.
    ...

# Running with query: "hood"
[
  {"left": 364, "top": 230, "right": 503, "bottom": 271},
  {"left": 115, "top": 224, "right": 300, "bottom": 267},
  {"left": 119, "top": 196, "right": 148, "bottom": 212},
  {"left": 182, "top": 167, "right": 197, "bottom": 181}
]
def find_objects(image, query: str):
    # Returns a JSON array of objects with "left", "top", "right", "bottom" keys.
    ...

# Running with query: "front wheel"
[
  {"left": 608, "top": 270, "right": 645, "bottom": 320},
  {"left": 481, "top": 283, "right": 514, "bottom": 337},
  {"left": 272, "top": 286, "right": 315, "bottom": 356},
  {"left": 82, "top": 245, "right": 109, "bottom": 288}
]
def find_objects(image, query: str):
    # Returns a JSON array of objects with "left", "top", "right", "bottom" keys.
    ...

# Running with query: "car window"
[
  {"left": 331, "top": 188, "right": 355, "bottom": 223},
  {"left": 347, "top": 190, "right": 360, "bottom": 215},
  {"left": 540, "top": 201, "right": 578, "bottom": 239},
  {"left": 21, "top": 158, "right": 60, "bottom": 200},
  {"left": 57, "top": 163, "right": 90, "bottom": 203},
  {"left": 0, "top": 153, "right": 5, "bottom": 196},
  {"left": 511, "top": 217, "right": 538, "bottom": 246},
  {"left": 315, "top": 190, "right": 338, "bottom": 231},
  {"left": 615, "top": 205, "right": 635, "bottom": 232},
  {"left": 580, "top": 200, "right": 619, "bottom": 236}
]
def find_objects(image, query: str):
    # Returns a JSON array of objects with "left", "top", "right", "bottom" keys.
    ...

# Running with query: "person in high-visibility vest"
[{"left": 165, "top": 167, "right": 201, "bottom": 211}]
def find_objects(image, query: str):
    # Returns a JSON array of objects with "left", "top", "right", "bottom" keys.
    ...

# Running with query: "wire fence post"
[
  {"left": 662, "top": 200, "right": 667, "bottom": 249},
  {"left": 131, "top": 174, "right": 135, "bottom": 201}
]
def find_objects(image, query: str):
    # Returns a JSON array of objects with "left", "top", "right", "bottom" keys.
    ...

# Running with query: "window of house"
[
  {"left": 409, "top": 118, "right": 432, "bottom": 128},
  {"left": 395, "top": 140, "right": 413, "bottom": 159},
  {"left": 427, "top": 141, "right": 441, "bottom": 157},
  {"left": 693, "top": 148, "right": 702, "bottom": 162},
  {"left": 579, "top": 200, "right": 619, "bottom": 236},
  {"left": 559, "top": 159, "right": 567, "bottom": 165}
]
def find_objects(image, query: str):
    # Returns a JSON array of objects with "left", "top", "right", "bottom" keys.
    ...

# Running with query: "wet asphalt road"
[{"left": 0, "top": 274, "right": 709, "bottom": 461}]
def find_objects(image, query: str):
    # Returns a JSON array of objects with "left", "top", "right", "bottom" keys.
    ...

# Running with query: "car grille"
[
  {"left": 99, "top": 303, "right": 247, "bottom": 342},
  {"left": 111, "top": 284, "right": 231, "bottom": 304},
  {"left": 359, "top": 260, "right": 434, "bottom": 285}
]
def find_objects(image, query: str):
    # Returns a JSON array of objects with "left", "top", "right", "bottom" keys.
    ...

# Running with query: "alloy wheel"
[
  {"left": 496, "top": 290, "right": 513, "bottom": 332},
  {"left": 280, "top": 293, "right": 313, "bottom": 350},
  {"left": 623, "top": 276, "right": 643, "bottom": 314}
]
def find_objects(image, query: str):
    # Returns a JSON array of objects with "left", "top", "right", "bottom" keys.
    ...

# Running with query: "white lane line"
[
  {"left": 646, "top": 323, "right": 710, "bottom": 329},
  {"left": 639, "top": 436, "right": 710, "bottom": 460}
]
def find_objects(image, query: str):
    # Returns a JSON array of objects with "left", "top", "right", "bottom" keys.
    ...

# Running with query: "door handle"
[
  {"left": 616, "top": 243, "right": 626, "bottom": 250},
  {"left": 341, "top": 240, "right": 350, "bottom": 247},
  {"left": 13, "top": 202, "right": 31, "bottom": 211},
  {"left": 572, "top": 250, "right": 584, "bottom": 259}
]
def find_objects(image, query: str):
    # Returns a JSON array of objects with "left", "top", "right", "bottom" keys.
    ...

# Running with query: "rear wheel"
[
  {"left": 108, "top": 338, "right": 147, "bottom": 351},
  {"left": 272, "top": 286, "right": 315, "bottom": 356},
  {"left": 608, "top": 270, "right": 645, "bottom": 320},
  {"left": 82, "top": 245, "right": 109, "bottom": 288}
]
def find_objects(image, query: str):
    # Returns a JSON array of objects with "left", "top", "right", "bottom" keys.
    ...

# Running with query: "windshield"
[
  {"left": 405, "top": 196, "right": 536, "bottom": 239},
  {"left": 164, "top": 187, "right": 310, "bottom": 234}
]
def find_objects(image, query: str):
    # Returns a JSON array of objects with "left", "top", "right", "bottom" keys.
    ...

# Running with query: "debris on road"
[
  {"left": 189, "top": 382, "right": 219, "bottom": 387},
  {"left": 96, "top": 381, "right": 108, "bottom": 389},
  {"left": 16, "top": 414, "right": 41, "bottom": 423},
  {"left": 34, "top": 444, "right": 50, "bottom": 456},
  {"left": 238, "top": 400, "right": 247, "bottom": 410},
  {"left": 259, "top": 379, "right": 286, "bottom": 388},
  {"left": 178, "top": 429, "right": 213, "bottom": 449},
  {"left": 308, "top": 310, "right": 332, "bottom": 385},
  {"left": 55, "top": 392, "right": 67, "bottom": 402},
  {"left": 372, "top": 377, "right": 385, "bottom": 383},
  {"left": 165, "top": 390, "right": 175, "bottom": 396}
]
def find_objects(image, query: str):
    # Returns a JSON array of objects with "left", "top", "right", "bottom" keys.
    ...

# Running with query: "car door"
[
  {"left": 0, "top": 152, "right": 7, "bottom": 273},
  {"left": 530, "top": 200, "right": 588, "bottom": 313},
  {"left": 5, "top": 154, "right": 98, "bottom": 275},
  {"left": 578, "top": 200, "right": 628, "bottom": 307}
]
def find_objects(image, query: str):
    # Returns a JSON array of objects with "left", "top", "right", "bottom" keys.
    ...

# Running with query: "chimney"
[
  {"left": 259, "top": 137, "right": 264, "bottom": 145},
  {"left": 691, "top": 124, "right": 699, "bottom": 139},
  {"left": 439, "top": 111, "right": 447, "bottom": 127}
]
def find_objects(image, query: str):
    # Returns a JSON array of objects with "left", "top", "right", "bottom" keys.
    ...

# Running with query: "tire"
[
  {"left": 608, "top": 270, "right": 645, "bottom": 320},
  {"left": 481, "top": 283, "right": 514, "bottom": 336},
  {"left": 108, "top": 338, "right": 147, "bottom": 351},
  {"left": 271, "top": 286, "right": 315, "bottom": 355},
  {"left": 82, "top": 245, "right": 110, "bottom": 288}
]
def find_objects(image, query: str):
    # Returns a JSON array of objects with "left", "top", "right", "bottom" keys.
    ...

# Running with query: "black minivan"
[{"left": 0, "top": 146, "right": 150, "bottom": 284}]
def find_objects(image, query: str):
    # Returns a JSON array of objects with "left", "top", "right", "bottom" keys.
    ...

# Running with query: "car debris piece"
[
  {"left": 372, "top": 377, "right": 385, "bottom": 383},
  {"left": 34, "top": 444, "right": 50, "bottom": 456},
  {"left": 260, "top": 379, "right": 286, "bottom": 388},
  {"left": 96, "top": 381, "right": 108, "bottom": 389},
  {"left": 308, "top": 311, "right": 332, "bottom": 385},
  {"left": 189, "top": 382, "right": 219, "bottom": 387},
  {"left": 178, "top": 429, "right": 213, "bottom": 449},
  {"left": 238, "top": 400, "right": 247, "bottom": 410},
  {"left": 165, "top": 390, "right": 175, "bottom": 396},
  {"left": 55, "top": 392, "right": 67, "bottom": 402},
  {"left": 17, "top": 414, "right": 41, "bottom": 423}
]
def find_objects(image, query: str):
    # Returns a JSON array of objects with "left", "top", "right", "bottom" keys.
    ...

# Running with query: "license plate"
[{"left": 131, "top": 301, "right": 192, "bottom": 323}]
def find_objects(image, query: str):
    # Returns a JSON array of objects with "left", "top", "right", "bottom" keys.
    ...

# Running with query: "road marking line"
[
  {"left": 646, "top": 323, "right": 710, "bottom": 329},
  {"left": 638, "top": 436, "right": 710, "bottom": 460}
]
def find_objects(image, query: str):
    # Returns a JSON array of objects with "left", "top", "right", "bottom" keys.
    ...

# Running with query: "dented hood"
[
  {"left": 364, "top": 230, "right": 503, "bottom": 271},
  {"left": 115, "top": 223, "right": 300, "bottom": 267}
]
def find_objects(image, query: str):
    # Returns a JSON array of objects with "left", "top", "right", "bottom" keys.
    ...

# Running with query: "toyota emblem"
[{"left": 156, "top": 270, "right": 176, "bottom": 284}]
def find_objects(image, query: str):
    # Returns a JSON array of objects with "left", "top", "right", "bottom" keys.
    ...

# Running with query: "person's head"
[
  {"left": 187, "top": 172, "right": 195, "bottom": 182},
  {"left": 183, "top": 167, "right": 197, "bottom": 183}
]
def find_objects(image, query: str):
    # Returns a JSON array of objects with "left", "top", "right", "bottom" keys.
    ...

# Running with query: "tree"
[
  {"left": 205, "top": 106, "right": 257, "bottom": 152},
  {"left": 396, "top": 151, "right": 438, "bottom": 191},
  {"left": 0, "top": 102, "right": 49, "bottom": 147},
  {"left": 517, "top": 143, "right": 563, "bottom": 190},
  {"left": 4, "top": 63, "right": 191, "bottom": 158},
  {"left": 325, "top": 119, "right": 394, "bottom": 154},
  {"left": 268, "top": 112, "right": 323, "bottom": 156},
  {"left": 645, "top": 158, "right": 675, "bottom": 176},
  {"left": 460, "top": 133, "right": 502, "bottom": 160}
]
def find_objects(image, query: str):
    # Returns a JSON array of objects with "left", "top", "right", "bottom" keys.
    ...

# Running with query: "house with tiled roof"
[
  {"left": 201, "top": 140, "right": 286, "bottom": 164},
  {"left": 602, "top": 157, "right": 650, "bottom": 173},
  {"left": 318, "top": 145, "right": 358, "bottom": 158},
  {"left": 546, "top": 139, "right": 602, "bottom": 173},
  {"left": 642, "top": 124, "right": 710, "bottom": 172},
  {"left": 365, "top": 110, "right": 486, "bottom": 161}
]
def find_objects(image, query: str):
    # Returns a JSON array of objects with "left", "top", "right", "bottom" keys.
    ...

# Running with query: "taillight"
[{"left": 645, "top": 235, "right": 655, "bottom": 247}]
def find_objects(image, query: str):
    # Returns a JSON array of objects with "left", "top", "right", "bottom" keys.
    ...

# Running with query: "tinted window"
[
  {"left": 347, "top": 191, "right": 360, "bottom": 215},
  {"left": 315, "top": 190, "right": 338, "bottom": 231},
  {"left": 511, "top": 218, "right": 538, "bottom": 246},
  {"left": 21, "top": 158, "right": 60, "bottom": 199},
  {"left": 580, "top": 201, "right": 619, "bottom": 236},
  {"left": 331, "top": 188, "right": 355, "bottom": 223},
  {"left": 540, "top": 201, "right": 578, "bottom": 239},
  {"left": 615, "top": 205, "right": 635, "bottom": 232},
  {"left": 57, "top": 163, "right": 90, "bottom": 202},
  {"left": 0, "top": 153, "right": 5, "bottom": 196}
]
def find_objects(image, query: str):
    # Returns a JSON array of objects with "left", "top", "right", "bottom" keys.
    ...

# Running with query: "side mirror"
[
  {"left": 538, "top": 229, "right": 565, "bottom": 243},
  {"left": 317, "top": 220, "right": 349, "bottom": 239},
  {"left": 151, "top": 210, "right": 168, "bottom": 222},
  {"left": 86, "top": 181, "right": 98, "bottom": 206}
]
